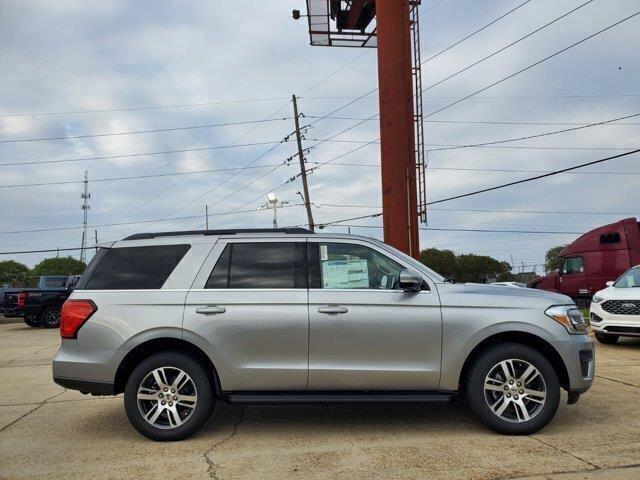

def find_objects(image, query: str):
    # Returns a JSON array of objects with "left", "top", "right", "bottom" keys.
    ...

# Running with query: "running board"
[{"left": 221, "top": 391, "right": 454, "bottom": 404}]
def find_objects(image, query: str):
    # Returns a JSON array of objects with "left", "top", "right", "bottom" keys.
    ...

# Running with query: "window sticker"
[
  {"left": 322, "top": 260, "right": 369, "bottom": 289},
  {"left": 320, "top": 244, "right": 328, "bottom": 261}
]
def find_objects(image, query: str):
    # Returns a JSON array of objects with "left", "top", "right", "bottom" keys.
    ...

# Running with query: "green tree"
[
  {"left": 0, "top": 260, "right": 31, "bottom": 287},
  {"left": 419, "top": 248, "right": 459, "bottom": 279},
  {"left": 31, "top": 257, "right": 87, "bottom": 278},
  {"left": 544, "top": 246, "right": 565, "bottom": 273},
  {"left": 418, "top": 248, "right": 513, "bottom": 283}
]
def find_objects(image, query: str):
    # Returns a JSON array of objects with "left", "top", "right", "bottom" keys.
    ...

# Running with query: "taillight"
[
  {"left": 17, "top": 293, "right": 26, "bottom": 309},
  {"left": 60, "top": 300, "right": 97, "bottom": 339}
]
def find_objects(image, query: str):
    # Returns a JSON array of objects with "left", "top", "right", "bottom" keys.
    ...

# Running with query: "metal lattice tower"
[
  {"left": 80, "top": 170, "right": 91, "bottom": 262},
  {"left": 411, "top": 2, "right": 427, "bottom": 225}
]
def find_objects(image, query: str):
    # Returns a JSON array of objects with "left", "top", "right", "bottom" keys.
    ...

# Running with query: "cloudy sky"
[{"left": 1, "top": 0, "right": 639, "bottom": 272}]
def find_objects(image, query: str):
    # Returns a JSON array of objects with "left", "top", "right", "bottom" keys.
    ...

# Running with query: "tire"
[
  {"left": 24, "top": 316, "right": 41, "bottom": 328},
  {"left": 594, "top": 332, "right": 619, "bottom": 344},
  {"left": 466, "top": 343, "right": 560, "bottom": 435},
  {"left": 39, "top": 307, "right": 61, "bottom": 328},
  {"left": 124, "top": 351, "right": 215, "bottom": 441}
]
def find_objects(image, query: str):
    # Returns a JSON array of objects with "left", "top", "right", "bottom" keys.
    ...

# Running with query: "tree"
[
  {"left": 418, "top": 248, "right": 513, "bottom": 283},
  {"left": 419, "top": 248, "right": 459, "bottom": 279},
  {"left": 0, "top": 260, "right": 31, "bottom": 287},
  {"left": 31, "top": 257, "right": 87, "bottom": 278},
  {"left": 544, "top": 246, "right": 566, "bottom": 273}
]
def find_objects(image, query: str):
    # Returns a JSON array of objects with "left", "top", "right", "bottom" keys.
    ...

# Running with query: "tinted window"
[
  {"left": 205, "top": 245, "right": 231, "bottom": 289},
  {"left": 44, "top": 277, "right": 67, "bottom": 288},
  {"left": 210, "top": 242, "right": 305, "bottom": 289},
  {"left": 84, "top": 245, "right": 190, "bottom": 290},
  {"left": 600, "top": 232, "right": 621, "bottom": 244},
  {"left": 312, "top": 242, "right": 403, "bottom": 290},
  {"left": 562, "top": 257, "right": 584, "bottom": 275}
]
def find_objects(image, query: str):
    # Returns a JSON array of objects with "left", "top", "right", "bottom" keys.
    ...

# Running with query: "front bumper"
[
  {"left": 590, "top": 302, "right": 640, "bottom": 337},
  {"left": 555, "top": 333, "right": 594, "bottom": 399},
  {"left": 2, "top": 307, "right": 22, "bottom": 318}
]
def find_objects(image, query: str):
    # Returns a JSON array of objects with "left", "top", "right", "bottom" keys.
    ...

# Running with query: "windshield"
[{"left": 614, "top": 267, "right": 640, "bottom": 288}]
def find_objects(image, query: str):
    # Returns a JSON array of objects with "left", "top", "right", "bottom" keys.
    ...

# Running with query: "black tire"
[
  {"left": 466, "top": 343, "right": 560, "bottom": 435},
  {"left": 594, "top": 331, "right": 619, "bottom": 344},
  {"left": 124, "top": 351, "right": 215, "bottom": 441},
  {"left": 39, "top": 307, "right": 61, "bottom": 328},
  {"left": 24, "top": 316, "right": 41, "bottom": 328}
]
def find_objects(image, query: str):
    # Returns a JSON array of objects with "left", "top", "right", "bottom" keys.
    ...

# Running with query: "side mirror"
[
  {"left": 399, "top": 269, "right": 423, "bottom": 292},
  {"left": 606, "top": 281, "right": 614, "bottom": 287}
]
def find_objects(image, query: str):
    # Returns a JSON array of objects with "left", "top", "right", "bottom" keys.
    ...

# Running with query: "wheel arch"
[
  {"left": 457, "top": 331, "right": 570, "bottom": 398},
  {"left": 113, "top": 337, "right": 221, "bottom": 395}
]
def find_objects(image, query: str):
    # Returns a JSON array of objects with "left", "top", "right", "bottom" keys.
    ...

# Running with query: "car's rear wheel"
[
  {"left": 594, "top": 332, "right": 619, "bottom": 344},
  {"left": 39, "top": 307, "right": 61, "bottom": 328},
  {"left": 24, "top": 316, "right": 41, "bottom": 328},
  {"left": 124, "top": 351, "right": 214, "bottom": 441},
  {"left": 466, "top": 343, "right": 560, "bottom": 435}
]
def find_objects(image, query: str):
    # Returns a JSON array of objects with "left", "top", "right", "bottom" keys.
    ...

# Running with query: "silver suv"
[{"left": 53, "top": 229, "right": 594, "bottom": 441}]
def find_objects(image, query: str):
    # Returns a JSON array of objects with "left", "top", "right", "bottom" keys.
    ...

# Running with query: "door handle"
[
  {"left": 196, "top": 306, "right": 226, "bottom": 315},
  {"left": 318, "top": 305, "right": 348, "bottom": 315}
]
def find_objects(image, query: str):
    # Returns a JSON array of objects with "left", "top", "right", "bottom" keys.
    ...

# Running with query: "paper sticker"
[
  {"left": 322, "top": 260, "right": 369, "bottom": 289},
  {"left": 320, "top": 244, "right": 328, "bottom": 261}
]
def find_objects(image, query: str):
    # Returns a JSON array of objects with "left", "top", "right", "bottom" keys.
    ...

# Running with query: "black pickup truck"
[{"left": 22, "top": 275, "right": 81, "bottom": 328}]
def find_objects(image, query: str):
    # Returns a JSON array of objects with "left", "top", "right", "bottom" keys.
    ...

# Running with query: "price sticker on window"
[{"left": 320, "top": 244, "right": 328, "bottom": 261}]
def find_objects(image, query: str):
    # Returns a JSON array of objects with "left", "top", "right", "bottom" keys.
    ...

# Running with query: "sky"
[{"left": 0, "top": 0, "right": 639, "bottom": 273}]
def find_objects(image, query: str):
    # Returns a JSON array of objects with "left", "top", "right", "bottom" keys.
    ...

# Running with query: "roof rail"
[{"left": 123, "top": 228, "right": 312, "bottom": 241}]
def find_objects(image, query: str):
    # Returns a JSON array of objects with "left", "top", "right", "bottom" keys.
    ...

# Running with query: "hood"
[
  {"left": 455, "top": 282, "right": 574, "bottom": 305},
  {"left": 595, "top": 285, "right": 640, "bottom": 300}
]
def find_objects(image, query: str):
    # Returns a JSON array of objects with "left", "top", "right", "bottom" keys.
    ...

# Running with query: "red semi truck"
[{"left": 529, "top": 217, "right": 640, "bottom": 305}]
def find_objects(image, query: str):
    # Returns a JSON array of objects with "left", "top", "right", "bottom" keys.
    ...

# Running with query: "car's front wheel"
[
  {"left": 466, "top": 343, "right": 560, "bottom": 435},
  {"left": 23, "top": 316, "right": 41, "bottom": 328},
  {"left": 124, "top": 351, "right": 214, "bottom": 441},
  {"left": 594, "top": 331, "right": 618, "bottom": 344}
]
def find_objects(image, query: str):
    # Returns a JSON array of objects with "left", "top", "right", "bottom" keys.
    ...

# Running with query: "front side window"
[
  {"left": 614, "top": 267, "right": 640, "bottom": 288},
  {"left": 84, "top": 244, "right": 190, "bottom": 290},
  {"left": 311, "top": 242, "right": 403, "bottom": 290},
  {"left": 205, "top": 242, "right": 306, "bottom": 289},
  {"left": 562, "top": 256, "right": 584, "bottom": 275}
]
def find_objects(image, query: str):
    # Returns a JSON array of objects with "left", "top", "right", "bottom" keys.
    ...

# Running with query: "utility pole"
[
  {"left": 94, "top": 230, "right": 98, "bottom": 253},
  {"left": 80, "top": 170, "right": 90, "bottom": 262},
  {"left": 205, "top": 205, "right": 209, "bottom": 230},
  {"left": 292, "top": 94, "right": 315, "bottom": 232}
]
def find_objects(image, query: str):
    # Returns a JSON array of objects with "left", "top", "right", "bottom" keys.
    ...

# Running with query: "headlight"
[
  {"left": 592, "top": 295, "right": 604, "bottom": 304},
  {"left": 545, "top": 305, "right": 588, "bottom": 334}
]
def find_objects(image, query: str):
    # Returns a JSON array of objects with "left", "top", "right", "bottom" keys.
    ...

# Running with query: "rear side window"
[
  {"left": 600, "top": 232, "right": 620, "bottom": 244},
  {"left": 205, "top": 242, "right": 306, "bottom": 289},
  {"left": 44, "top": 277, "right": 66, "bottom": 288},
  {"left": 84, "top": 245, "right": 190, "bottom": 290}
]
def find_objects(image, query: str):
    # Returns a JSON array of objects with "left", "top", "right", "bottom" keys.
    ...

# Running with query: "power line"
[
  {"left": 0, "top": 97, "right": 291, "bottom": 118},
  {"left": 422, "top": 0, "right": 533, "bottom": 63},
  {"left": 0, "top": 117, "right": 293, "bottom": 144},
  {"left": 427, "top": 148, "right": 640, "bottom": 205},
  {"left": 424, "top": 10, "right": 640, "bottom": 117},
  {"left": 302, "top": 93, "right": 640, "bottom": 100},
  {"left": 423, "top": 0, "right": 596, "bottom": 93}
]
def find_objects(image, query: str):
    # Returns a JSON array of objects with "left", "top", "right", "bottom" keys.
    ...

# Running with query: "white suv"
[{"left": 590, "top": 265, "right": 640, "bottom": 344}]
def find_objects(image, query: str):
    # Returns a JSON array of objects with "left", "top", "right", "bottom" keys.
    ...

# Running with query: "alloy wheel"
[
  {"left": 137, "top": 366, "right": 198, "bottom": 429},
  {"left": 483, "top": 358, "right": 547, "bottom": 423}
]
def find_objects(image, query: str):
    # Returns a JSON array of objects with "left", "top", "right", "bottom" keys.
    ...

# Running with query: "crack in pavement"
[
  {"left": 203, "top": 406, "right": 246, "bottom": 480},
  {"left": 0, "top": 389, "right": 67, "bottom": 433},
  {"left": 529, "top": 435, "right": 599, "bottom": 470},
  {"left": 595, "top": 374, "right": 640, "bottom": 389},
  {"left": 2, "top": 395, "right": 119, "bottom": 407},
  {"left": 504, "top": 462, "right": 640, "bottom": 479}
]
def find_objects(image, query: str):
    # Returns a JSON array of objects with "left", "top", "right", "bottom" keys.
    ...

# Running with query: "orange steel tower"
[{"left": 298, "top": 1, "right": 425, "bottom": 258}]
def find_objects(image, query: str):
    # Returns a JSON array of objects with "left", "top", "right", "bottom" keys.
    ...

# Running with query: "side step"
[{"left": 221, "top": 391, "right": 454, "bottom": 404}]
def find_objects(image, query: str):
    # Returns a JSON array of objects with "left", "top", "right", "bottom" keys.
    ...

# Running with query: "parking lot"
[{"left": 0, "top": 320, "right": 638, "bottom": 480}]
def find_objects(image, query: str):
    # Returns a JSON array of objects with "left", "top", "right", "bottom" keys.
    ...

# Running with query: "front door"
[
  {"left": 307, "top": 240, "right": 442, "bottom": 390},
  {"left": 558, "top": 256, "right": 587, "bottom": 297},
  {"left": 183, "top": 239, "right": 309, "bottom": 391}
]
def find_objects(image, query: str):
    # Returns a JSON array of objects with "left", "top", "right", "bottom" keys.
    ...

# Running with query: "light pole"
[{"left": 261, "top": 193, "right": 289, "bottom": 229}]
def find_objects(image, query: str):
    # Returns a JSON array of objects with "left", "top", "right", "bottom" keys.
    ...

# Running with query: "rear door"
[
  {"left": 307, "top": 239, "right": 442, "bottom": 390},
  {"left": 183, "top": 239, "right": 309, "bottom": 391}
]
